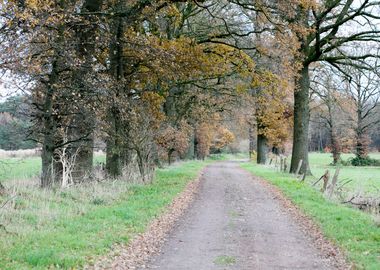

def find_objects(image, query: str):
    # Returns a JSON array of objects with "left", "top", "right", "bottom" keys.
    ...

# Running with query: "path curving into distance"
[{"left": 141, "top": 161, "right": 337, "bottom": 270}]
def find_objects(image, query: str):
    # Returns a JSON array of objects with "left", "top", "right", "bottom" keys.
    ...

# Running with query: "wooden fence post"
[
  {"left": 327, "top": 168, "right": 340, "bottom": 199},
  {"left": 283, "top": 157, "right": 288, "bottom": 172},
  {"left": 322, "top": 171, "right": 330, "bottom": 193},
  {"left": 312, "top": 170, "right": 330, "bottom": 192}
]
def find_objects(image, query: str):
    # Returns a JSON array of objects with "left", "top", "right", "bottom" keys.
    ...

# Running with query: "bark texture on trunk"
[
  {"left": 70, "top": 137, "right": 94, "bottom": 182},
  {"left": 194, "top": 128, "right": 200, "bottom": 159},
  {"left": 249, "top": 126, "right": 255, "bottom": 159},
  {"left": 355, "top": 108, "right": 369, "bottom": 159},
  {"left": 40, "top": 59, "right": 62, "bottom": 188},
  {"left": 257, "top": 133, "right": 268, "bottom": 164},
  {"left": 185, "top": 132, "right": 195, "bottom": 159},
  {"left": 106, "top": 109, "right": 123, "bottom": 178},
  {"left": 290, "top": 64, "right": 311, "bottom": 174},
  {"left": 330, "top": 131, "right": 341, "bottom": 165},
  {"left": 168, "top": 149, "right": 174, "bottom": 165},
  {"left": 326, "top": 101, "right": 341, "bottom": 165},
  {"left": 41, "top": 144, "right": 54, "bottom": 187},
  {"left": 66, "top": 0, "right": 104, "bottom": 182},
  {"left": 106, "top": 8, "right": 127, "bottom": 178},
  {"left": 356, "top": 133, "right": 369, "bottom": 159},
  {"left": 106, "top": 144, "right": 122, "bottom": 178}
]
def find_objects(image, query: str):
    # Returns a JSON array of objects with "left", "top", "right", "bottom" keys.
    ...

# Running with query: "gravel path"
[{"left": 142, "top": 161, "right": 338, "bottom": 270}]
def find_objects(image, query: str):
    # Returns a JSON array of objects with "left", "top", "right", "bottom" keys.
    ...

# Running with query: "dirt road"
[{"left": 142, "top": 162, "right": 337, "bottom": 270}]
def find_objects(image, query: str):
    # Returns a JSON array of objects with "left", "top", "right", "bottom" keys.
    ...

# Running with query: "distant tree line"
[{"left": 0, "top": 96, "right": 36, "bottom": 150}]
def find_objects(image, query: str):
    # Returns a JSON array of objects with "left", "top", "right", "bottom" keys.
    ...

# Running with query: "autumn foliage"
[{"left": 0, "top": 0, "right": 379, "bottom": 187}]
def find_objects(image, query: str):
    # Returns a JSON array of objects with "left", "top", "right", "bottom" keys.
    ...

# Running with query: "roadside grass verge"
[
  {"left": 241, "top": 163, "right": 380, "bottom": 270},
  {"left": 0, "top": 160, "right": 208, "bottom": 269}
]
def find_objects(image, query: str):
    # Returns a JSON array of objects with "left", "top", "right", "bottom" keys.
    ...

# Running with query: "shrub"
[{"left": 347, "top": 156, "right": 380, "bottom": 166}]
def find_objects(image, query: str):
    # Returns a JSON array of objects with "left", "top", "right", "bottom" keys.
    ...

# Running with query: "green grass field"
[
  {"left": 0, "top": 157, "right": 41, "bottom": 182},
  {"left": 0, "top": 155, "right": 106, "bottom": 184},
  {"left": 308, "top": 153, "right": 380, "bottom": 196},
  {"left": 0, "top": 160, "right": 208, "bottom": 269},
  {"left": 3, "top": 152, "right": 377, "bottom": 195},
  {"left": 241, "top": 163, "right": 380, "bottom": 270},
  {"left": 0, "top": 153, "right": 244, "bottom": 184}
]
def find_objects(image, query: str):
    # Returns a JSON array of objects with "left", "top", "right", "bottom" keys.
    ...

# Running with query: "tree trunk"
[
  {"left": 40, "top": 59, "right": 62, "bottom": 188},
  {"left": 272, "top": 146, "right": 280, "bottom": 155},
  {"left": 106, "top": 8, "right": 126, "bottom": 177},
  {"left": 136, "top": 149, "right": 148, "bottom": 182},
  {"left": 106, "top": 109, "right": 123, "bottom": 178},
  {"left": 356, "top": 132, "right": 369, "bottom": 159},
  {"left": 257, "top": 133, "right": 268, "bottom": 164},
  {"left": 138, "top": 156, "right": 145, "bottom": 182},
  {"left": 70, "top": 137, "right": 94, "bottom": 182},
  {"left": 290, "top": 64, "right": 311, "bottom": 174},
  {"left": 330, "top": 131, "right": 341, "bottom": 165},
  {"left": 41, "top": 142, "right": 54, "bottom": 188},
  {"left": 355, "top": 108, "right": 369, "bottom": 159},
  {"left": 168, "top": 149, "right": 174, "bottom": 165},
  {"left": 106, "top": 146, "right": 122, "bottom": 178},
  {"left": 40, "top": 126, "right": 56, "bottom": 187},
  {"left": 249, "top": 126, "right": 255, "bottom": 159},
  {"left": 185, "top": 131, "right": 195, "bottom": 159},
  {"left": 152, "top": 142, "right": 162, "bottom": 168},
  {"left": 163, "top": 88, "right": 177, "bottom": 121},
  {"left": 194, "top": 128, "right": 200, "bottom": 159},
  {"left": 326, "top": 99, "right": 341, "bottom": 165},
  {"left": 66, "top": 0, "right": 104, "bottom": 182}
]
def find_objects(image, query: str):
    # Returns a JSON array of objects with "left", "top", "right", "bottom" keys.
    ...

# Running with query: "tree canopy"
[{"left": 0, "top": 0, "right": 379, "bottom": 186}]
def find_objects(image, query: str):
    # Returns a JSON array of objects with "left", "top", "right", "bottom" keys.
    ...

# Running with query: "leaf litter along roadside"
[
  {"left": 241, "top": 168, "right": 352, "bottom": 270},
  {"left": 86, "top": 169, "right": 206, "bottom": 270},
  {"left": 90, "top": 162, "right": 351, "bottom": 270}
]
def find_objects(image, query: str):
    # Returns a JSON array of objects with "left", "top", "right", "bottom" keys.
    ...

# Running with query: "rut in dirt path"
[{"left": 141, "top": 161, "right": 337, "bottom": 270}]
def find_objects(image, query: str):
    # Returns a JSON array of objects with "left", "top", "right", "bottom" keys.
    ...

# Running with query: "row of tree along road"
[{"left": 0, "top": 1, "right": 379, "bottom": 189}]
